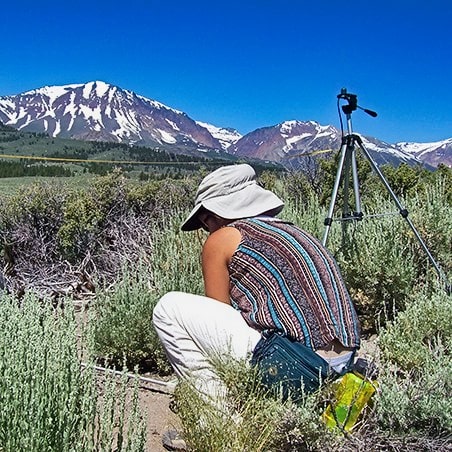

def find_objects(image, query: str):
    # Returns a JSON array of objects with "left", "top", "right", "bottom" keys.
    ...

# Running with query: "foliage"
[
  {"left": 375, "top": 287, "right": 452, "bottom": 437},
  {"left": 174, "top": 358, "right": 335, "bottom": 452},
  {"left": 0, "top": 162, "right": 451, "bottom": 449},
  {"left": 58, "top": 189, "right": 105, "bottom": 257},
  {"left": 0, "top": 159, "right": 73, "bottom": 178},
  {"left": 378, "top": 287, "right": 451, "bottom": 373},
  {"left": 0, "top": 169, "right": 198, "bottom": 297},
  {"left": 90, "top": 265, "right": 171, "bottom": 373},
  {"left": 408, "top": 175, "right": 452, "bottom": 279},
  {"left": 334, "top": 209, "right": 418, "bottom": 332},
  {"left": 0, "top": 292, "right": 146, "bottom": 451},
  {"left": 89, "top": 210, "right": 204, "bottom": 373},
  {"left": 378, "top": 163, "right": 427, "bottom": 198},
  {"left": 150, "top": 211, "right": 205, "bottom": 296},
  {"left": 0, "top": 181, "right": 66, "bottom": 274}
]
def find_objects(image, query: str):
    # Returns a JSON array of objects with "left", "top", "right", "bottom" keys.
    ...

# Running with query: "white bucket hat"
[{"left": 181, "top": 164, "right": 284, "bottom": 231}]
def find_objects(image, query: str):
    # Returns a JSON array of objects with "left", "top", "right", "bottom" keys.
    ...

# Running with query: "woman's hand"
[{"left": 201, "top": 226, "right": 241, "bottom": 304}]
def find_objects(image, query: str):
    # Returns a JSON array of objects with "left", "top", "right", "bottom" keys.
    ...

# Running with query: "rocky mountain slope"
[
  {"left": 228, "top": 120, "right": 428, "bottom": 168},
  {"left": 0, "top": 81, "right": 224, "bottom": 153}
]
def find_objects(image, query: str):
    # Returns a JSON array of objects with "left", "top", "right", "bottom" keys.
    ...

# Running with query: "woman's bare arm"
[{"left": 201, "top": 226, "right": 241, "bottom": 304}]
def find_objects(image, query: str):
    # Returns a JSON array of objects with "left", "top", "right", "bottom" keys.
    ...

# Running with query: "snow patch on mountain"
[
  {"left": 394, "top": 138, "right": 452, "bottom": 167},
  {"left": 196, "top": 121, "right": 242, "bottom": 149},
  {"left": 158, "top": 129, "right": 177, "bottom": 144},
  {"left": 396, "top": 138, "right": 452, "bottom": 157}
]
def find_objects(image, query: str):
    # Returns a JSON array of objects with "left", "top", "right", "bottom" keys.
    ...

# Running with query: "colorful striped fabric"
[{"left": 228, "top": 217, "right": 360, "bottom": 350}]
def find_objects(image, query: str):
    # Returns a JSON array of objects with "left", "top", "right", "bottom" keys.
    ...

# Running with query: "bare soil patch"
[{"left": 138, "top": 387, "right": 180, "bottom": 452}]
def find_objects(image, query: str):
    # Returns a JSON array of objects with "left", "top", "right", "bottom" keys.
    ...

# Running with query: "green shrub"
[
  {"left": 90, "top": 265, "right": 170, "bottom": 373},
  {"left": 280, "top": 189, "right": 328, "bottom": 239},
  {"left": 57, "top": 189, "right": 104, "bottom": 258},
  {"left": 408, "top": 177, "right": 452, "bottom": 279},
  {"left": 90, "top": 209, "right": 205, "bottom": 374},
  {"left": 174, "top": 357, "right": 335, "bottom": 452},
  {"left": 0, "top": 292, "right": 146, "bottom": 451},
  {"left": 151, "top": 211, "right": 204, "bottom": 296},
  {"left": 0, "top": 181, "right": 67, "bottom": 265},
  {"left": 335, "top": 211, "right": 418, "bottom": 333},
  {"left": 376, "top": 287, "right": 452, "bottom": 436},
  {"left": 378, "top": 287, "right": 451, "bottom": 371}
]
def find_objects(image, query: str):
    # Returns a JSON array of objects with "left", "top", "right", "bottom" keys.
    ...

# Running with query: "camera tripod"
[{"left": 322, "top": 89, "right": 449, "bottom": 291}]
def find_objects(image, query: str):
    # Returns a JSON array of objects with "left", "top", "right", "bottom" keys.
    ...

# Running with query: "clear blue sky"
[{"left": 1, "top": 0, "right": 451, "bottom": 144}]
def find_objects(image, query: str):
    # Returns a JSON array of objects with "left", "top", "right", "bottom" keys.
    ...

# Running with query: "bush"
[
  {"left": 376, "top": 287, "right": 452, "bottom": 436},
  {"left": 335, "top": 210, "right": 418, "bottom": 333},
  {"left": 0, "top": 170, "right": 197, "bottom": 297},
  {"left": 0, "top": 292, "right": 146, "bottom": 451},
  {"left": 174, "top": 357, "right": 335, "bottom": 452},
  {"left": 0, "top": 181, "right": 66, "bottom": 265},
  {"left": 89, "top": 210, "right": 205, "bottom": 374},
  {"left": 90, "top": 265, "right": 170, "bottom": 373},
  {"left": 408, "top": 177, "right": 452, "bottom": 280},
  {"left": 150, "top": 211, "right": 205, "bottom": 296}
]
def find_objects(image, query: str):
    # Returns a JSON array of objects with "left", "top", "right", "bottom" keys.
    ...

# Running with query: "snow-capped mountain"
[
  {"left": 228, "top": 120, "right": 423, "bottom": 168},
  {"left": 395, "top": 138, "right": 452, "bottom": 168},
  {"left": 0, "top": 81, "right": 449, "bottom": 168},
  {"left": 196, "top": 121, "right": 242, "bottom": 149},
  {"left": 0, "top": 81, "right": 224, "bottom": 151},
  {"left": 228, "top": 120, "right": 339, "bottom": 161}
]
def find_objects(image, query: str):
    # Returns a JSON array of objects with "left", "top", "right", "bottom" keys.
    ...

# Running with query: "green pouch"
[{"left": 251, "top": 333, "right": 337, "bottom": 401}]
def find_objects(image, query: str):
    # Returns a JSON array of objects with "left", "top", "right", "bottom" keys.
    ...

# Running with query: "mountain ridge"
[{"left": 0, "top": 81, "right": 450, "bottom": 168}]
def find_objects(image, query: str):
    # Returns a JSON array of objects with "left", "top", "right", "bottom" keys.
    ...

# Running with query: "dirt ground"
[{"left": 138, "top": 384, "right": 180, "bottom": 452}]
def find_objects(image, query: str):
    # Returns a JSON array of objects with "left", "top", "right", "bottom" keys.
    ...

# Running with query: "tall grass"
[{"left": 0, "top": 292, "right": 146, "bottom": 451}]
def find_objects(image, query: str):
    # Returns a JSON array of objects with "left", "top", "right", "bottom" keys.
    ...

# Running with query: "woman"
[{"left": 153, "top": 164, "right": 360, "bottom": 404}]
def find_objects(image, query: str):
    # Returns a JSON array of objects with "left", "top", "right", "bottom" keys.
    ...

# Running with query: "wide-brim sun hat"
[{"left": 181, "top": 164, "right": 284, "bottom": 231}]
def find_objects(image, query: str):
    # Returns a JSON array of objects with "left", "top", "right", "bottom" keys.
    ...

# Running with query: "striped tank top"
[{"left": 228, "top": 217, "right": 360, "bottom": 350}]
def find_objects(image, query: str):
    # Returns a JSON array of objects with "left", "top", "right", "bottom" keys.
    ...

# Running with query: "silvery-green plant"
[
  {"left": 174, "top": 357, "right": 334, "bottom": 452},
  {"left": 376, "top": 287, "right": 452, "bottom": 436},
  {"left": 0, "top": 292, "right": 146, "bottom": 451},
  {"left": 91, "top": 263, "right": 168, "bottom": 371},
  {"left": 90, "top": 212, "right": 204, "bottom": 374}
]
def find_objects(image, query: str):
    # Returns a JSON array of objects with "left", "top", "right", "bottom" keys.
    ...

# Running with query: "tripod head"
[{"left": 338, "top": 88, "right": 378, "bottom": 118}]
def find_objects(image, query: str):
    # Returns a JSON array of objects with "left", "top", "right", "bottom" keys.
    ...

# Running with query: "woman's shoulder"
[{"left": 203, "top": 226, "right": 242, "bottom": 258}]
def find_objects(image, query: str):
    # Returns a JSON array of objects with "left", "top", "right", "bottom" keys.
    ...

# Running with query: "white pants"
[{"left": 152, "top": 291, "right": 262, "bottom": 402}]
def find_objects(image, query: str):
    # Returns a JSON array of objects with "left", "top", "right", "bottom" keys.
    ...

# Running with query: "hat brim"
[{"left": 181, "top": 183, "right": 284, "bottom": 231}]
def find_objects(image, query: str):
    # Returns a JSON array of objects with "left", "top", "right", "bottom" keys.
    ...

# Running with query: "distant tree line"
[
  {"left": 0, "top": 160, "right": 73, "bottom": 178},
  {"left": 48, "top": 148, "right": 91, "bottom": 161},
  {"left": 0, "top": 122, "right": 17, "bottom": 133}
]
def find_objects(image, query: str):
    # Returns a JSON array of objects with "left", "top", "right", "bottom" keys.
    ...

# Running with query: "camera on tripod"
[
  {"left": 337, "top": 88, "right": 358, "bottom": 114},
  {"left": 323, "top": 88, "right": 449, "bottom": 292}
]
